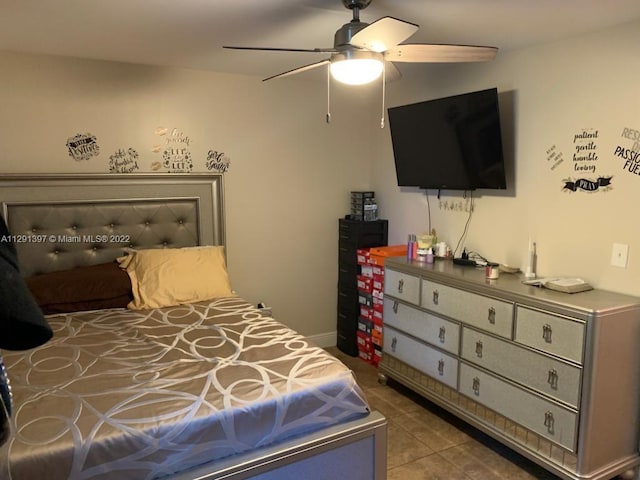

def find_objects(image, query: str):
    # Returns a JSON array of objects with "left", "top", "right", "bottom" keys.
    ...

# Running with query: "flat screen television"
[{"left": 388, "top": 87, "right": 507, "bottom": 191}]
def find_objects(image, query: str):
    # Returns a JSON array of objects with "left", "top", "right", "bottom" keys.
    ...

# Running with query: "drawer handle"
[
  {"left": 397, "top": 279, "right": 404, "bottom": 294},
  {"left": 432, "top": 290, "right": 439, "bottom": 305},
  {"left": 475, "top": 340, "right": 483, "bottom": 358},
  {"left": 392, "top": 301, "right": 399, "bottom": 314},
  {"left": 547, "top": 369, "right": 558, "bottom": 389},
  {"left": 437, "top": 359, "right": 445, "bottom": 376},
  {"left": 472, "top": 376, "right": 480, "bottom": 395},
  {"left": 391, "top": 337, "right": 397, "bottom": 353},
  {"left": 487, "top": 307, "right": 496, "bottom": 324},
  {"left": 542, "top": 323, "right": 553, "bottom": 343},
  {"left": 544, "top": 411, "right": 555, "bottom": 434},
  {"left": 438, "top": 326, "right": 446, "bottom": 343}
]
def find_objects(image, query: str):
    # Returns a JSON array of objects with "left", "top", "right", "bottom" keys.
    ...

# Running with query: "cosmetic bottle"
[
  {"left": 426, "top": 248, "right": 434, "bottom": 264},
  {"left": 407, "top": 234, "right": 417, "bottom": 260}
]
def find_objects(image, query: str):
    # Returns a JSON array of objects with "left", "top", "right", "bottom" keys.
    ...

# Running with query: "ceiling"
[{"left": 2, "top": 0, "right": 640, "bottom": 80}]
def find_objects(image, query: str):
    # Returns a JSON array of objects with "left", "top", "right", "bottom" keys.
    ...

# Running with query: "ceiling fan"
[{"left": 223, "top": 0, "right": 498, "bottom": 85}]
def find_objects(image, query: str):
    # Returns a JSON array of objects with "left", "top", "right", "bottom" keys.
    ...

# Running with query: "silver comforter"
[{"left": 0, "top": 298, "right": 369, "bottom": 480}]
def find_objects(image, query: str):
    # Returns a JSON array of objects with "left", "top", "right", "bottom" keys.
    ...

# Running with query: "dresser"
[
  {"left": 380, "top": 257, "right": 640, "bottom": 480},
  {"left": 337, "top": 218, "right": 388, "bottom": 356}
]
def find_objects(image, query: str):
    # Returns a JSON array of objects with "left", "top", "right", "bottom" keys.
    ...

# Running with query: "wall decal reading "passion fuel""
[{"left": 614, "top": 127, "right": 640, "bottom": 176}]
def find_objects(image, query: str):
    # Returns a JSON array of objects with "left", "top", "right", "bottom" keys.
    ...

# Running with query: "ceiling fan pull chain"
[
  {"left": 326, "top": 64, "right": 331, "bottom": 124},
  {"left": 380, "top": 62, "right": 386, "bottom": 129}
]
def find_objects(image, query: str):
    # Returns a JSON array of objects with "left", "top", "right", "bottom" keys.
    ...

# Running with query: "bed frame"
[{"left": 0, "top": 173, "right": 387, "bottom": 480}]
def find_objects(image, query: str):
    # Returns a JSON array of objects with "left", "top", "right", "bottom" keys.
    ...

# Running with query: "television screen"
[{"left": 388, "top": 88, "right": 507, "bottom": 190}]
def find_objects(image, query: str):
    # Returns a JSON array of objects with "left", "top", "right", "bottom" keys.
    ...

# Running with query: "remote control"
[{"left": 453, "top": 258, "right": 478, "bottom": 266}]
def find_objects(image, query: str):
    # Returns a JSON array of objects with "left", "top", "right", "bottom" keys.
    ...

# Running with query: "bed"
[{"left": 0, "top": 174, "right": 387, "bottom": 480}]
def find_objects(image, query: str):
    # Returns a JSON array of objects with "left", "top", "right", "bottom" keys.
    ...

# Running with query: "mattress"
[{"left": 1, "top": 297, "right": 369, "bottom": 480}]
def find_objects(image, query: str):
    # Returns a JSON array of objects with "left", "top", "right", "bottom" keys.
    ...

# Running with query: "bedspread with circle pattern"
[{"left": 0, "top": 297, "right": 369, "bottom": 480}]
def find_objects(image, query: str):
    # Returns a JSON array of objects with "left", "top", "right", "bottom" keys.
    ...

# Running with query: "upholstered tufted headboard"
[{"left": 0, "top": 174, "right": 225, "bottom": 277}]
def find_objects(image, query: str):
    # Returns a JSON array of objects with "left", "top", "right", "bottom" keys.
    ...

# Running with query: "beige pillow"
[{"left": 117, "top": 246, "right": 234, "bottom": 310}]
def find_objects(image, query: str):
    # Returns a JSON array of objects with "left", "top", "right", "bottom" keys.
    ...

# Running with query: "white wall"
[
  {"left": 0, "top": 50, "right": 381, "bottom": 340},
  {"left": 371, "top": 19, "right": 640, "bottom": 297},
  {"left": 3, "top": 16, "right": 639, "bottom": 343}
]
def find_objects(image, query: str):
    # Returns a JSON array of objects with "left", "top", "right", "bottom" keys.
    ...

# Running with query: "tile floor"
[{"left": 327, "top": 347, "right": 566, "bottom": 480}]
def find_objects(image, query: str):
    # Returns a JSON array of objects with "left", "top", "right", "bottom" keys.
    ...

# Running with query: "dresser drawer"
[
  {"left": 384, "top": 298, "right": 460, "bottom": 354},
  {"left": 515, "top": 307, "right": 585, "bottom": 364},
  {"left": 421, "top": 280, "right": 514, "bottom": 338},
  {"left": 459, "top": 363, "right": 578, "bottom": 451},
  {"left": 385, "top": 269, "right": 420, "bottom": 305},
  {"left": 384, "top": 326, "right": 458, "bottom": 389},
  {"left": 461, "top": 328, "right": 582, "bottom": 407}
]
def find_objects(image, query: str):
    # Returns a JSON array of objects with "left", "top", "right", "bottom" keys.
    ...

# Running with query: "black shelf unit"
[{"left": 337, "top": 218, "right": 388, "bottom": 356}]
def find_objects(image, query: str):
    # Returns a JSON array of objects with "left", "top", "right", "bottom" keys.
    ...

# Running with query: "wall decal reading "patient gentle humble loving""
[
  {"left": 572, "top": 129, "right": 599, "bottom": 174},
  {"left": 562, "top": 128, "right": 612, "bottom": 193}
]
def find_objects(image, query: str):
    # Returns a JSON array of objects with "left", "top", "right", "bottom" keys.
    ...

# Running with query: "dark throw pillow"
[{"left": 26, "top": 262, "right": 133, "bottom": 315}]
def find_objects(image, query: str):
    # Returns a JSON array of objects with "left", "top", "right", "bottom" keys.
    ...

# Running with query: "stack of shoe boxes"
[{"left": 356, "top": 245, "right": 406, "bottom": 366}]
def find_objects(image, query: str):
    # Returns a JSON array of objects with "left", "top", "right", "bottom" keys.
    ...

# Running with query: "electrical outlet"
[{"left": 611, "top": 243, "right": 629, "bottom": 268}]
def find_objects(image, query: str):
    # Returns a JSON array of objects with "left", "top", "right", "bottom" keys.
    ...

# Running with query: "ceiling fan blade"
[
  {"left": 349, "top": 17, "right": 419, "bottom": 52},
  {"left": 223, "top": 45, "right": 336, "bottom": 53},
  {"left": 263, "top": 59, "right": 331, "bottom": 81},
  {"left": 385, "top": 61, "right": 402, "bottom": 82},
  {"left": 385, "top": 44, "right": 498, "bottom": 63}
]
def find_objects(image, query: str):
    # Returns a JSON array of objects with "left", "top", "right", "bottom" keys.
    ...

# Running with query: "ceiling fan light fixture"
[{"left": 329, "top": 50, "right": 384, "bottom": 85}]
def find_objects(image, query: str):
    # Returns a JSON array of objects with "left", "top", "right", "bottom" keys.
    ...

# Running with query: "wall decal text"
[
  {"left": 563, "top": 176, "right": 612, "bottom": 192},
  {"left": 621, "top": 127, "right": 640, "bottom": 152},
  {"left": 109, "top": 148, "right": 140, "bottom": 173},
  {"left": 206, "top": 150, "right": 231, "bottom": 173},
  {"left": 546, "top": 144, "right": 564, "bottom": 170},
  {"left": 615, "top": 127, "right": 640, "bottom": 177},
  {"left": 572, "top": 129, "right": 599, "bottom": 174},
  {"left": 154, "top": 127, "right": 193, "bottom": 173},
  {"left": 162, "top": 148, "right": 193, "bottom": 173},
  {"left": 66, "top": 133, "right": 100, "bottom": 161}
]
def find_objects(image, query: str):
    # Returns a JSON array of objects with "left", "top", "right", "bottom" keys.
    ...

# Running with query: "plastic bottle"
[
  {"left": 407, "top": 234, "right": 417, "bottom": 260},
  {"left": 426, "top": 248, "right": 434, "bottom": 264}
]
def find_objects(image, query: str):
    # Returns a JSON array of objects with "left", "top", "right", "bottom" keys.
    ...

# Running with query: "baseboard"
[{"left": 307, "top": 330, "right": 337, "bottom": 348}]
